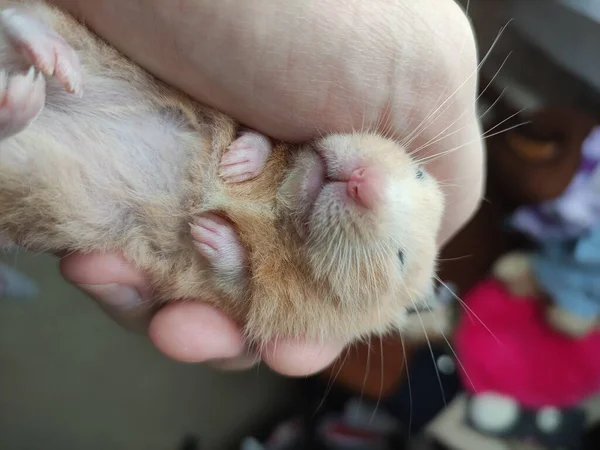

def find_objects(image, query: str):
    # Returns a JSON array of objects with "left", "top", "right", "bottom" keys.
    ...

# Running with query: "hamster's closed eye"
[{"left": 397, "top": 250, "right": 405, "bottom": 265}]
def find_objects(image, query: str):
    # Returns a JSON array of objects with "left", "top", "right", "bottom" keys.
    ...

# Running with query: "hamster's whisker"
[
  {"left": 401, "top": 78, "right": 453, "bottom": 148},
  {"left": 302, "top": 115, "right": 326, "bottom": 141},
  {"left": 401, "top": 20, "right": 512, "bottom": 149},
  {"left": 314, "top": 346, "right": 351, "bottom": 417},
  {"left": 360, "top": 335, "right": 373, "bottom": 408},
  {"left": 363, "top": 249, "right": 375, "bottom": 293},
  {"left": 408, "top": 90, "right": 510, "bottom": 157},
  {"left": 409, "top": 123, "right": 471, "bottom": 158},
  {"left": 434, "top": 276, "right": 504, "bottom": 347},
  {"left": 481, "top": 110, "right": 529, "bottom": 138},
  {"left": 422, "top": 300, "right": 477, "bottom": 394},
  {"left": 430, "top": 172, "right": 482, "bottom": 185},
  {"left": 409, "top": 294, "right": 447, "bottom": 407},
  {"left": 362, "top": 100, "right": 372, "bottom": 135},
  {"left": 434, "top": 181, "right": 460, "bottom": 189},
  {"left": 479, "top": 86, "right": 507, "bottom": 123},
  {"left": 408, "top": 52, "right": 513, "bottom": 158},
  {"left": 437, "top": 254, "right": 473, "bottom": 262},
  {"left": 369, "top": 320, "right": 385, "bottom": 425},
  {"left": 400, "top": 335, "right": 414, "bottom": 440},
  {"left": 347, "top": 105, "right": 357, "bottom": 137},
  {"left": 410, "top": 94, "right": 522, "bottom": 164},
  {"left": 374, "top": 99, "right": 395, "bottom": 139},
  {"left": 413, "top": 119, "right": 530, "bottom": 166}
]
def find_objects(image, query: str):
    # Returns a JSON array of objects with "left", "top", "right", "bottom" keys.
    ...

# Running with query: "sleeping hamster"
[{"left": 0, "top": 1, "right": 444, "bottom": 346}]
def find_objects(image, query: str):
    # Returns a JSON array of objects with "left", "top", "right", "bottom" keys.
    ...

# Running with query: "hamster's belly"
[{"left": 0, "top": 75, "right": 205, "bottom": 253}]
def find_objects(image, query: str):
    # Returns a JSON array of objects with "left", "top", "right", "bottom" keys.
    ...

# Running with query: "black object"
[
  {"left": 582, "top": 420, "right": 600, "bottom": 450},
  {"left": 384, "top": 343, "right": 461, "bottom": 435},
  {"left": 178, "top": 434, "right": 201, "bottom": 450},
  {"left": 464, "top": 395, "right": 586, "bottom": 450}
]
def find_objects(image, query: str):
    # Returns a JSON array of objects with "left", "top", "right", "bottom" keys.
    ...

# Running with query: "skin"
[{"left": 47, "top": 0, "right": 484, "bottom": 376}]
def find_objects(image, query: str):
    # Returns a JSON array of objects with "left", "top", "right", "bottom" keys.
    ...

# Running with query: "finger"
[
  {"left": 59, "top": 252, "right": 155, "bottom": 334},
  {"left": 390, "top": 7, "right": 482, "bottom": 247},
  {"left": 426, "top": 123, "right": 484, "bottom": 246},
  {"left": 261, "top": 338, "right": 346, "bottom": 377},
  {"left": 148, "top": 300, "right": 344, "bottom": 376},
  {"left": 208, "top": 352, "right": 261, "bottom": 371},
  {"left": 148, "top": 301, "right": 246, "bottom": 363}
]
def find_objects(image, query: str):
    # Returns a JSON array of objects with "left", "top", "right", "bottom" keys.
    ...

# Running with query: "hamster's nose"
[{"left": 347, "top": 166, "right": 386, "bottom": 209}]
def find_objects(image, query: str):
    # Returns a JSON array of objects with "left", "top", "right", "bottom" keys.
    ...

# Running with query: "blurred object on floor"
[
  {"left": 453, "top": 275, "right": 600, "bottom": 449},
  {"left": 177, "top": 434, "right": 202, "bottom": 450},
  {"left": 500, "top": 115, "right": 600, "bottom": 337},
  {"left": 424, "top": 393, "right": 600, "bottom": 450},
  {"left": 0, "top": 260, "right": 39, "bottom": 301},
  {"left": 383, "top": 342, "right": 461, "bottom": 436},
  {"left": 466, "top": 393, "right": 586, "bottom": 450},
  {"left": 450, "top": 101, "right": 600, "bottom": 449},
  {"left": 241, "top": 397, "right": 404, "bottom": 450},
  {"left": 322, "top": 335, "right": 414, "bottom": 400},
  {"left": 238, "top": 341, "right": 463, "bottom": 450},
  {"left": 582, "top": 420, "right": 600, "bottom": 450}
]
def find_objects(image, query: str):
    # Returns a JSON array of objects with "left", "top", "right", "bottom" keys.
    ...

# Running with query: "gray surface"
[{"left": 0, "top": 250, "right": 297, "bottom": 450}]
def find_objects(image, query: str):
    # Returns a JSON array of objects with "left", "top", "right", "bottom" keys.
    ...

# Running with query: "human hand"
[{"left": 50, "top": 0, "right": 483, "bottom": 376}]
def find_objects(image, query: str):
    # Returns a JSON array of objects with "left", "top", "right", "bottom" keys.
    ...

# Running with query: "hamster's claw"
[
  {"left": 0, "top": 8, "right": 83, "bottom": 96},
  {"left": 218, "top": 130, "right": 272, "bottom": 183},
  {"left": 0, "top": 67, "right": 46, "bottom": 139}
]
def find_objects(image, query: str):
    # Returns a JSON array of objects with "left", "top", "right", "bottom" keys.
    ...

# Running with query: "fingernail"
[
  {"left": 78, "top": 283, "right": 152, "bottom": 334},
  {"left": 208, "top": 351, "right": 260, "bottom": 371},
  {"left": 79, "top": 283, "right": 142, "bottom": 309}
]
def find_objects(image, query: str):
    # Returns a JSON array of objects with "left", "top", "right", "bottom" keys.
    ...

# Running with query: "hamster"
[{"left": 0, "top": 1, "right": 444, "bottom": 346}]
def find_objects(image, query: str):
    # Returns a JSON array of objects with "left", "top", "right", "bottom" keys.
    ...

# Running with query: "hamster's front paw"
[
  {"left": 218, "top": 129, "right": 272, "bottom": 183},
  {"left": 190, "top": 213, "right": 248, "bottom": 287},
  {"left": 0, "top": 67, "right": 45, "bottom": 139},
  {"left": 0, "top": 8, "right": 82, "bottom": 95}
]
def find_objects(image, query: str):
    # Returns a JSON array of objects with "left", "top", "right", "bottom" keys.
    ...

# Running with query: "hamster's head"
[{"left": 277, "top": 132, "right": 445, "bottom": 337}]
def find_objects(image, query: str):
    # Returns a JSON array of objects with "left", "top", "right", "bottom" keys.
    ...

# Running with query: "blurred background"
[{"left": 3, "top": 1, "right": 600, "bottom": 449}]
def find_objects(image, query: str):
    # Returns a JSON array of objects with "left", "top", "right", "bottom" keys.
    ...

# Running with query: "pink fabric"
[{"left": 454, "top": 279, "right": 600, "bottom": 408}]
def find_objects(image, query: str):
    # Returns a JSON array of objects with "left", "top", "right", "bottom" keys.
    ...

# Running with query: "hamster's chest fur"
[{"left": 0, "top": 0, "right": 287, "bottom": 308}]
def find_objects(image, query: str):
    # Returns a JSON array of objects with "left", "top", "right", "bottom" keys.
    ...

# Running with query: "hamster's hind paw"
[
  {"left": 218, "top": 130, "right": 272, "bottom": 183},
  {"left": 0, "top": 67, "right": 45, "bottom": 139},
  {"left": 0, "top": 8, "right": 82, "bottom": 96},
  {"left": 190, "top": 213, "right": 248, "bottom": 283}
]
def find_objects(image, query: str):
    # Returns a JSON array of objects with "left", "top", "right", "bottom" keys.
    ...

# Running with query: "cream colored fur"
[{"left": 0, "top": 0, "right": 444, "bottom": 346}]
